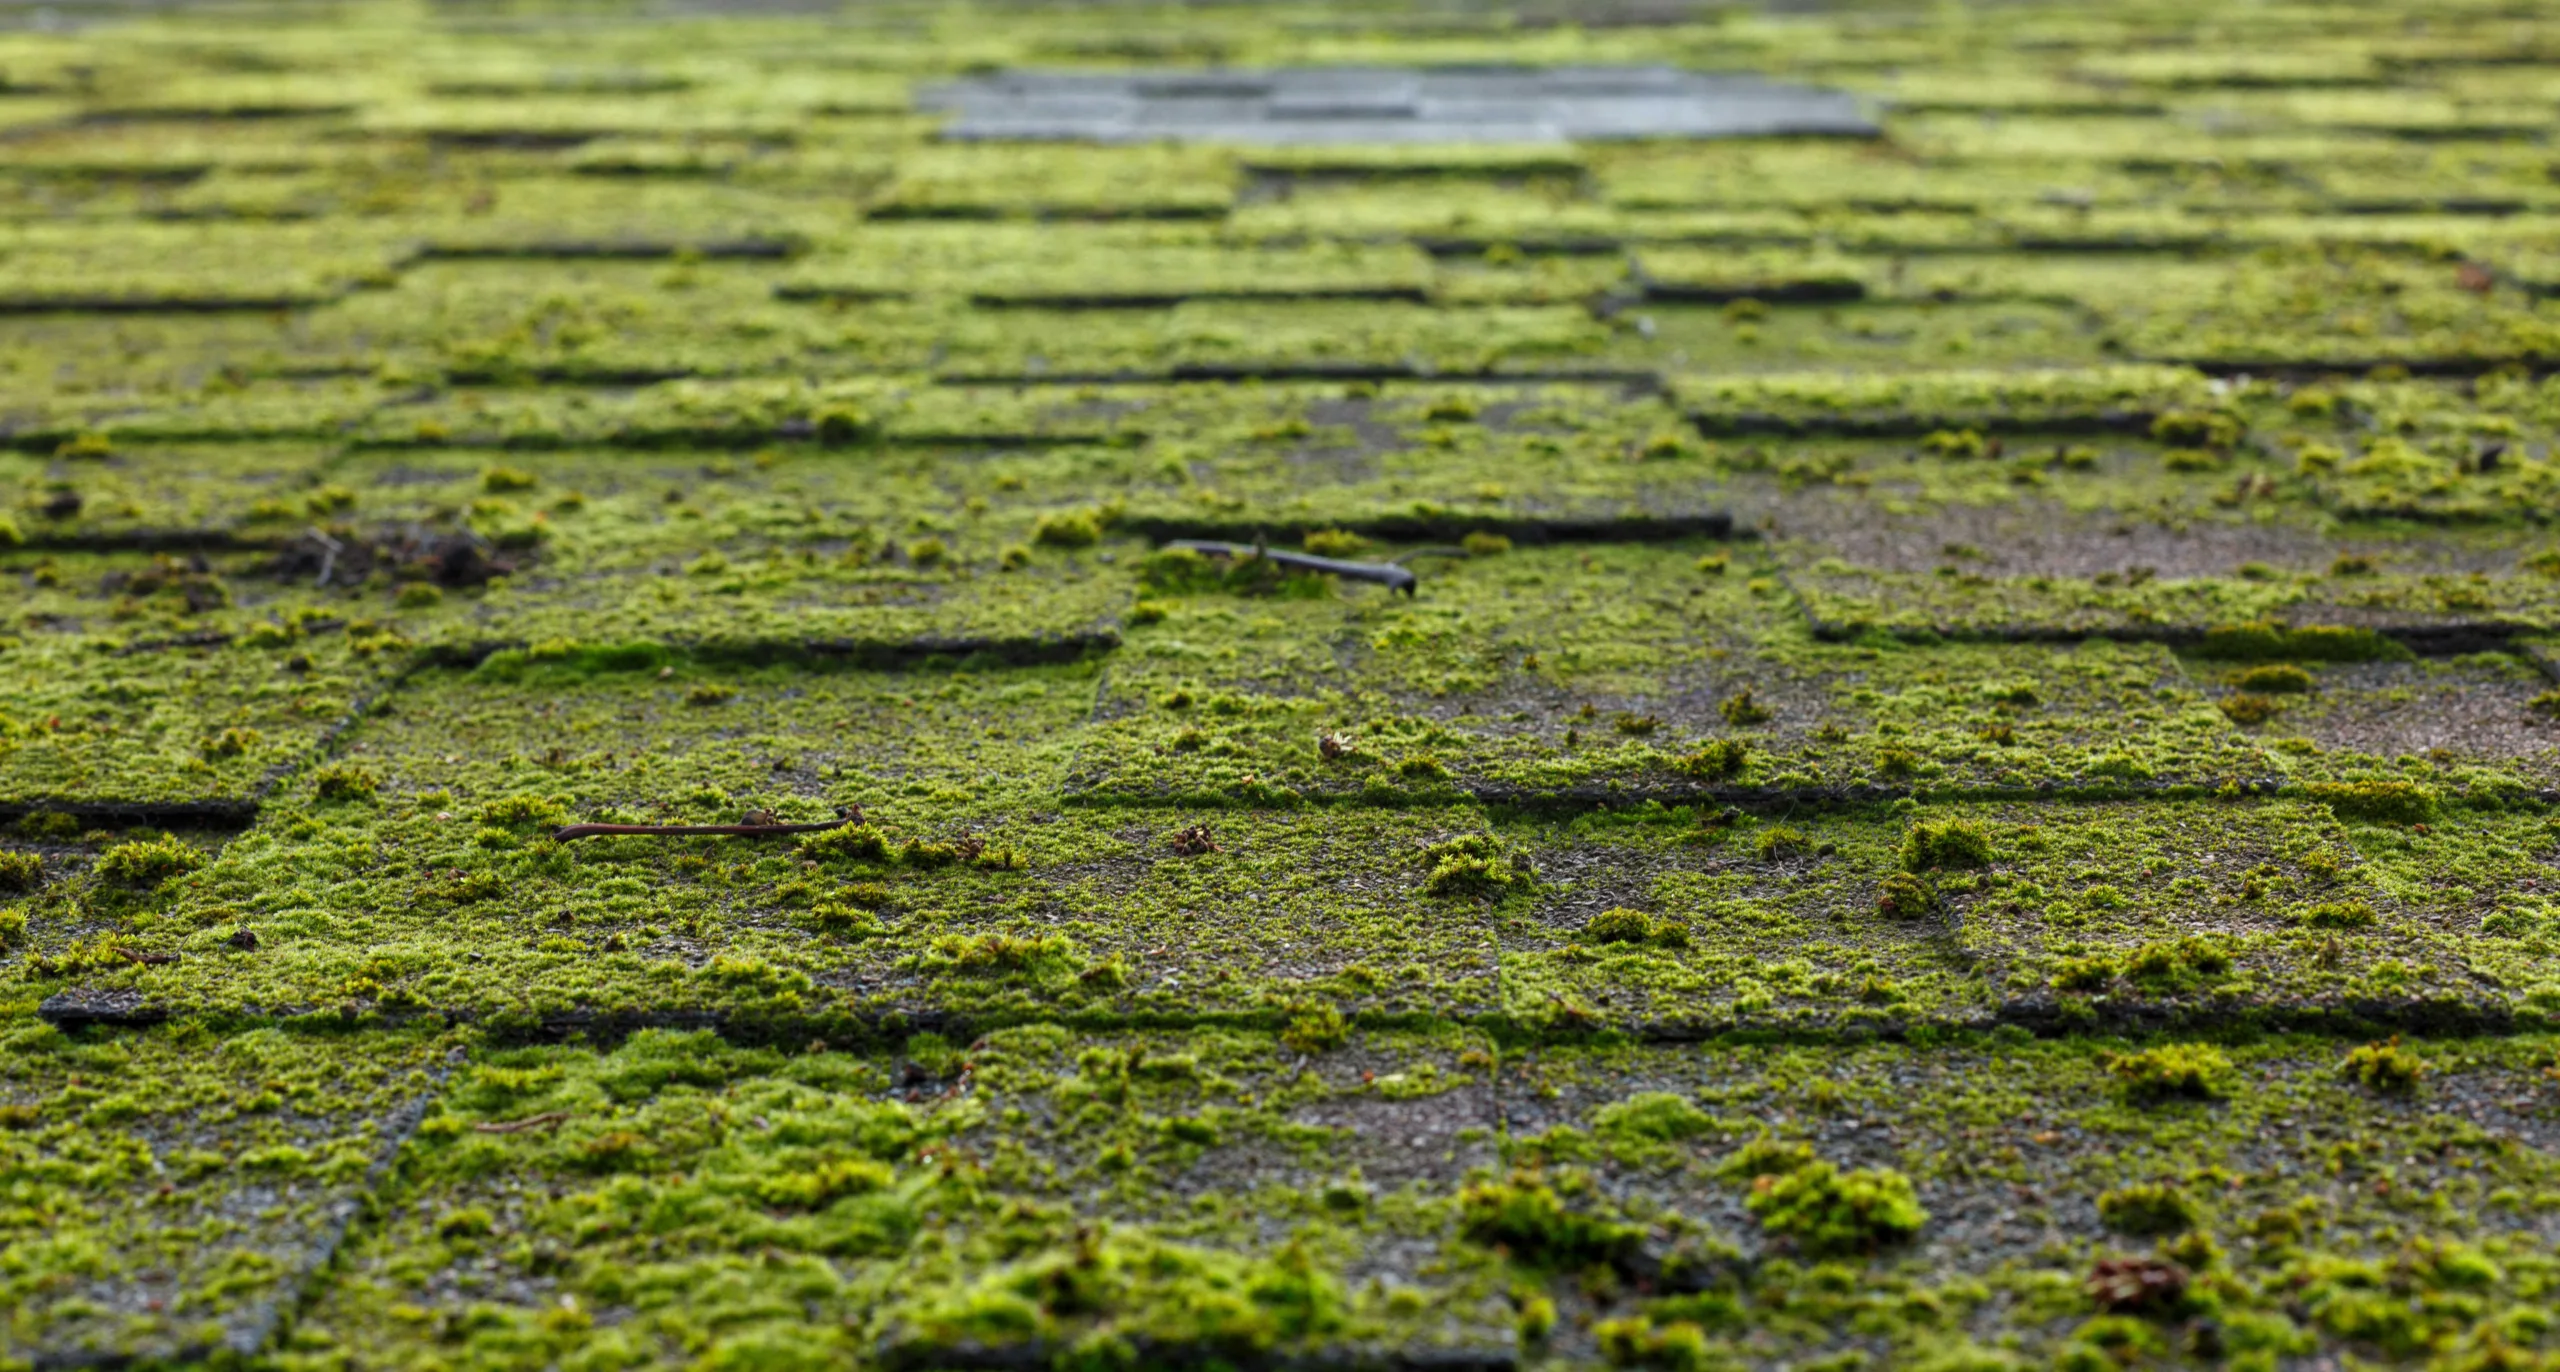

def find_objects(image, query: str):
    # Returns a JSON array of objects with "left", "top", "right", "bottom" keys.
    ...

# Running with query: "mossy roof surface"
[{"left": 9, "top": 0, "right": 2560, "bottom": 1368}]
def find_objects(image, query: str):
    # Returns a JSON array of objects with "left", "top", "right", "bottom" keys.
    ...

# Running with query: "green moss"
[
  {"left": 1899, "top": 818, "right": 1993, "bottom": 872},
  {"left": 1745, "top": 1161, "right": 1928, "bottom": 1257},
  {"left": 1458, "top": 1172, "right": 1642, "bottom": 1268},
  {"left": 0, "top": 851, "right": 42, "bottom": 893},
  {"left": 1593, "top": 1091, "right": 1715, "bottom": 1146},
  {"left": 2193, "top": 623, "right": 2412, "bottom": 664},
  {"left": 2303, "top": 780, "right": 2437, "bottom": 826},
  {"left": 2340, "top": 1038, "right": 2428, "bottom": 1094},
  {"left": 2096, "top": 1182, "right": 2197, "bottom": 1235},
  {"left": 2104, "top": 1043, "right": 2234, "bottom": 1102},
  {"left": 93, "top": 836, "right": 203, "bottom": 887}
]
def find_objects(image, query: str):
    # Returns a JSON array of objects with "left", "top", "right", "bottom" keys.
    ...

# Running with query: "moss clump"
[
  {"left": 1420, "top": 834, "right": 1526, "bottom": 898},
  {"left": 1586, "top": 908, "right": 1656, "bottom": 944},
  {"left": 1033, "top": 507, "right": 1108, "bottom": 548},
  {"left": 2193, "top": 623, "right": 2409, "bottom": 663},
  {"left": 2105, "top": 1044, "right": 2234, "bottom": 1102},
  {"left": 2221, "top": 694, "right": 2284, "bottom": 726},
  {"left": 925, "top": 931, "right": 1075, "bottom": 974},
  {"left": 1300, "top": 528, "right": 1367, "bottom": 556},
  {"left": 1594, "top": 1091, "right": 1715, "bottom": 1146},
  {"left": 2235, "top": 664, "right": 2313, "bottom": 694},
  {"left": 16, "top": 811, "right": 78, "bottom": 840},
  {"left": 481, "top": 465, "right": 538, "bottom": 493},
  {"left": 1716, "top": 1137, "right": 1818, "bottom": 1182},
  {"left": 1899, "top": 818, "right": 1992, "bottom": 872},
  {"left": 799, "top": 825, "right": 891, "bottom": 863},
  {"left": 476, "top": 794, "right": 568, "bottom": 830},
  {"left": 1458, "top": 1173, "right": 1642, "bottom": 1267},
  {"left": 1718, "top": 689, "right": 1774, "bottom": 727},
  {"left": 0, "top": 851, "right": 42, "bottom": 892},
  {"left": 2150, "top": 409, "right": 2243, "bottom": 448},
  {"left": 312, "top": 764, "right": 379, "bottom": 802},
  {"left": 95, "top": 836, "right": 204, "bottom": 887},
  {"left": 1279, "top": 1005, "right": 1347, "bottom": 1053},
  {"left": 2341, "top": 1038, "right": 2427, "bottom": 1094},
  {"left": 1746, "top": 1162, "right": 1927, "bottom": 1257},
  {"left": 2304, "top": 780, "right": 2435, "bottom": 825},
  {"left": 2297, "top": 900, "right": 2377, "bottom": 929},
  {"left": 2097, "top": 1182, "right": 2196, "bottom": 1235},
  {"left": 1876, "top": 871, "right": 1934, "bottom": 920},
  {"left": 1595, "top": 1316, "right": 1718, "bottom": 1370},
  {"left": 806, "top": 901, "right": 885, "bottom": 938},
  {"left": 1672, "top": 739, "right": 1749, "bottom": 780},
  {"left": 1754, "top": 826, "right": 1812, "bottom": 862},
  {"left": 2121, "top": 936, "right": 2234, "bottom": 994}
]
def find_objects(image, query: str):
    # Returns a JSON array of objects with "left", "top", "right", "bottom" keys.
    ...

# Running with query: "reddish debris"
[
  {"left": 2086, "top": 1256, "right": 2189, "bottom": 1313},
  {"left": 1168, "top": 823, "right": 1219, "bottom": 857}
]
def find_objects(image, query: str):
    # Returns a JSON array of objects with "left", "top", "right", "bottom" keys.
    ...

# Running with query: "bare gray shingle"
[{"left": 918, "top": 65, "right": 1876, "bottom": 143}]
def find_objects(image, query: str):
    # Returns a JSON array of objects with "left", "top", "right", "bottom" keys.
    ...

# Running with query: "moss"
[
  {"left": 2220, "top": 693, "right": 2284, "bottom": 725},
  {"left": 1754, "top": 826, "right": 1812, "bottom": 862},
  {"left": 2304, "top": 780, "right": 2436, "bottom": 825},
  {"left": 2193, "top": 623, "right": 2411, "bottom": 664},
  {"left": 1594, "top": 1091, "right": 1716, "bottom": 1148},
  {"left": 1586, "top": 908, "right": 1656, "bottom": 944},
  {"left": 0, "top": 851, "right": 43, "bottom": 892},
  {"left": 312, "top": 763, "right": 380, "bottom": 802},
  {"left": 2105, "top": 1044, "right": 2234, "bottom": 1102},
  {"left": 1672, "top": 740, "right": 1750, "bottom": 780},
  {"left": 799, "top": 824, "right": 892, "bottom": 863},
  {"left": 1877, "top": 870, "right": 1935, "bottom": 920},
  {"left": 1899, "top": 818, "right": 1992, "bottom": 872},
  {"left": 94, "top": 835, "right": 204, "bottom": 886},
  {"left": 1719, "top": 689, "right": 1774, "bottom": 727},
  {"left": 1419, "top": 833, "right": 1526, "bottom": 898},
  {"left": 1458, "top": 1172, "right": 1642, "bottom": 1267},
  {"left": 2096, "top": 1182, "right": 2197, "bottom": 1235},
  {"left": 2341, "top": 1038, "right": 2428, "bottom": 1094},
  {"left": 1745, "top": 1162, "right": 1928, "bottom": 1257},
  {"left": 1032, "top": 508, "right": 1107, "bottom": 548},
  {"left": 2297, "top": 900, "right": 2377, "bottom": 929}
]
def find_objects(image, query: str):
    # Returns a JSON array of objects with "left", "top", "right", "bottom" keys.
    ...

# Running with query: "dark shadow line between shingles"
[
  {"left": 1801, "top": 611, "right": 2535, "bottom": 659},
  {"left": 35, "top": 991, "right": 2536, "bottom": 1060}
]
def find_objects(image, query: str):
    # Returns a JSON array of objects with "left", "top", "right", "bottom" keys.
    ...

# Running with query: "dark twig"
[
  {"left": 550, "top": 808, "right": 862, "bottom": 843},
  {"left": 1164, "top": 539, "right": 1426, "bottom": 595}
]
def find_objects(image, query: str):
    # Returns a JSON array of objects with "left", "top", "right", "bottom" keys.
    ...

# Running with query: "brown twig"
[
  {"left": 550, "top": 808, "right": 862, "bottom": 843},
  {"left": 116, "top": 949, "right": 179, "bottom": 967},
  {"left": 473, "top": 1111, "right": 571, "bottom": 1135}
]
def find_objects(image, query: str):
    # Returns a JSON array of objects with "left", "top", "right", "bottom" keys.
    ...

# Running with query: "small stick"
[{"left": 1164, "top": 540, "right": 1422, "bottom": 596}]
